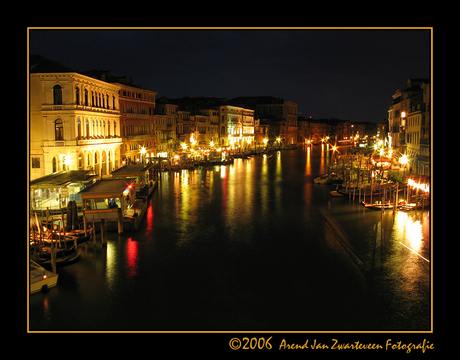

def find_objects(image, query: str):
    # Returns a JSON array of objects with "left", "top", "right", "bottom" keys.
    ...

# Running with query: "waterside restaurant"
[
  {"left": 30, "top": 170, "right": 97, "bottom": 214},
  {"left": 79, "top": 163, "right": 157, "bottom": 231}
]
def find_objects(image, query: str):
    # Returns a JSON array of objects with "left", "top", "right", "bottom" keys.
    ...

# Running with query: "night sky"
[{"left": 28, "top": 28, "right": 431, "bottom": 123}]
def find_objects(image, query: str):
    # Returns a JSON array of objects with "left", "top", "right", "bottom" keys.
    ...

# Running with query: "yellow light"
[
  {"left": 181, "top": 143, "right": 187, "bottom": 150},
  {"left": 263, "top": 138, "right": 268, "bottom": 144},
  {"left": 210, "top": 141, "right": 214, "bottom": 147},
  {"left": 401, "top": 111, "right": 406, "bottom": 118},
  {"left": 63, "top": 155, "right": 72, "bottom": 166},
  {"left": 400, "top": 154, "right": 408, "bottom": 165},
  {"left": 277, "top": 137, "right": 281, "bottom": 142}
]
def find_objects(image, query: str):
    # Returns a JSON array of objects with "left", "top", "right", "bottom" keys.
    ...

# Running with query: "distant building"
[
  {"left": 218, "top": 105, "right": 255, "bottom": 149},
  {"left": 229, "top": 96, "right": 298, "bottom": 146},
  {"left": 154, "top": 99, "right": 178, "bottom": 157}
]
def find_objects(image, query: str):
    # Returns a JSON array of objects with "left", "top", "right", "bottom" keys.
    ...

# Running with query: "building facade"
[
  {"left": 30, "top": 58, "right": 122, "bottom": 181},
  {"left": 117, "top": 81, "right": 157, "bottom": 163},
  {"left": 388, "top": 79, "right": 427, "bottom": 153},
  {"left": 218, "top": 105, "right": 255, "bottom": 149},
  {"left": 154, "top": 102, "right": 178, "bottom": 157}
]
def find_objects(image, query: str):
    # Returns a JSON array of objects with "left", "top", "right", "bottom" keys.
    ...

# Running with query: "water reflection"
[
  {"left": 30, "top": 148, "right": 431, "bottom": 331},
  {"left": 126, "top": 237, "right": 139, "bottom": 277}
]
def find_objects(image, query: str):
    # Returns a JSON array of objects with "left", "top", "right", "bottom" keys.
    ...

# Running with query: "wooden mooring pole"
[
  {"left": 101, "top": 219, "right": 107, "bottom": 246},
  {"left": 117, "top": 207, "right": 124, "bottom": 234}
]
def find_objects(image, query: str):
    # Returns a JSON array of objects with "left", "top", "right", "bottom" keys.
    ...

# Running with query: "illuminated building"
[
  {"left": 388, "top": 79, "right": 428, "bottom": 153},
  {"left": 154, "top": 102, "right": 178, "bottom": 157},
  {"left": 218, "top": 105, "right": 255, "bottom": 149},
  {"left": 117, "top": 79, "right": 157, "bottom": 162},
  {"left": 29, "top": 55, "right": 122, "bottom": 180}
]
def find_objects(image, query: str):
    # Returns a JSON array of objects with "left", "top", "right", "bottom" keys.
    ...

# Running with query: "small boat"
[
  {"left": 32, "top": 245, "right": 81, "bottom": 270},
  {"left": 330, "top": 185, "right": 346, "bottom": 196},
  {"left": 314, "top": 174, "right": 331, "bottom": 184},
  {"left": 361, "top": 201, "right": 394, "bottom": 210},
  {"left": 330, "top": 190, "right": 345, "bottom": 197},
  {"left": 30, "top": 260, "right": 58, "bottom": 294}
]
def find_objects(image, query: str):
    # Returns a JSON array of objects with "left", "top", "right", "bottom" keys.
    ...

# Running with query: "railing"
[
  {"left": 77, "top": 137, "right": 122, "bottom": 146},
  {"left": 41, "top": 104, "right": 119, "bottom": 115}
]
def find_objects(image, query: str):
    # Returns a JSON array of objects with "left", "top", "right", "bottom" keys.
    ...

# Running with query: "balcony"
[
  {"left": 77, "top": 137, "right": 122, "bottom": 146},
  {"left": 41, "top": 104, "right": 120, "bottom": 115}
]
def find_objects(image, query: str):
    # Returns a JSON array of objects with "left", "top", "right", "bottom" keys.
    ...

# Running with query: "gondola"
[{"left": 360, "top": 201, "right": 394, "bottom": 210}]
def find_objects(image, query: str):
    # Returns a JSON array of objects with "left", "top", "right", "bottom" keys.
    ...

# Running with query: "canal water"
[{"left": 29, "top": 147, "right": 431, "bottom": 331}]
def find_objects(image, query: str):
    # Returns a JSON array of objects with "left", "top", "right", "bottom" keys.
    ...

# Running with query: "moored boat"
[
  {"left": 30, "top": 260, "right": 58, "bottom": 294},
  {"left": 360, "top": 201, "right": 394, "bottom": 210},
  {"left": 314, "top": 174, "right": 331, "bottom": 184}
]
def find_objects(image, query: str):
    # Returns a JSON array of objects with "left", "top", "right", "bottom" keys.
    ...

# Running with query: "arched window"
[
  {"left": 52, "top": 157, "right": 57, "bottom": 173},
  {"left": 55, "top": 119, "right": 64, "bottom": 140},
  {"left": 85, "top": 119, "right": 90, "bottom": 137},
  {"left": 84, "top": 89, "right": 88, "bottom": 106},
  {"left": 53, "top": 85, "right": 62, "bottom": 105},
  {"left": 75, "top": 86, "right": 80, "bottom": 105},
  {"left": 77, "top": 118, "right": 81, "bottom": 139}
]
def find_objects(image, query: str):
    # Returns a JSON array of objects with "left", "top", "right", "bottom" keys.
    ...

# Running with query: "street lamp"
[
  {"left": 400, "top": 154, "right": 408, "bottom": 177},
  {"left": 140, "top": 146, "right": 146, "bottom": 164}
]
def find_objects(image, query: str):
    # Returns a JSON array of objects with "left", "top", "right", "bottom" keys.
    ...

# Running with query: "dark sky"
[{"left": 28, "top": 28, "right": 431, "bottom": 122}]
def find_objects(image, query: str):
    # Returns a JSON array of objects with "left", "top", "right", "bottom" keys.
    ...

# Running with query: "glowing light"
[
  {"left": 400, "top": 154, "right": 408, "bottom": 165},
  {"left": 408, "top": 178, "right": 430, "bottom": 193},
  {"left": 181, "top": 143, "right": 187, "bottom": 150},
  {"left": 62, "top": 155, "right": 72, "bottom": 166}
]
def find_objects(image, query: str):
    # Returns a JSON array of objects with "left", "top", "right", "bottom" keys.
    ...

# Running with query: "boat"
[
  {"left": 314, "top": 174, "right": 331, "bottom": 184},
  {"left": 30, "top": 260, "right": 58, "bottom": 294},
  {"left": 360, "top": 201, "right": 394, "bottom": 210},
  {"left": 330, "top": 190, "right": 345, "bottom": 197},
  {"left": 30, "top": 230, "right": 92, "bottom": 248},
  {"left": 330, "top": 185, "right": 346, "bottom": 196},
  {"left": 31, "top": 245, "right": 81, "bottom": 269},
  {"left": 315, "top": 173, "right": 342, "bottom": 185}
]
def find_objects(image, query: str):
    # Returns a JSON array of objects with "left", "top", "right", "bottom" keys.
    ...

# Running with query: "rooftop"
[
  {"left": 78, "top": 179, "right": 131, "bottom": 197},
  {"left": 111, "top": 163, "right": 155, "bottom": 177},
  {"left": 30, "top": 170, "right": 96, "bottom": 188}
]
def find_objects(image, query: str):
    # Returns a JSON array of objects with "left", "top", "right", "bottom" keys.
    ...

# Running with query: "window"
[
  {"left": 55, "top": 119, "right": 64, "bottom": 140},
  {"left": 53, "top": 85, "right": 62, "bottom": 105},
  {"left": 84, "top": 89, "right": 88, "bottom": 106},
  {"left": 77, "top": 118, "right": 81, "bottom": 138},
  {"left": 75, "top": 86, "right": 80, "bottom": 105},
  {"left": 32, "top": 158, "right": 40, "bottom": 168}
]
